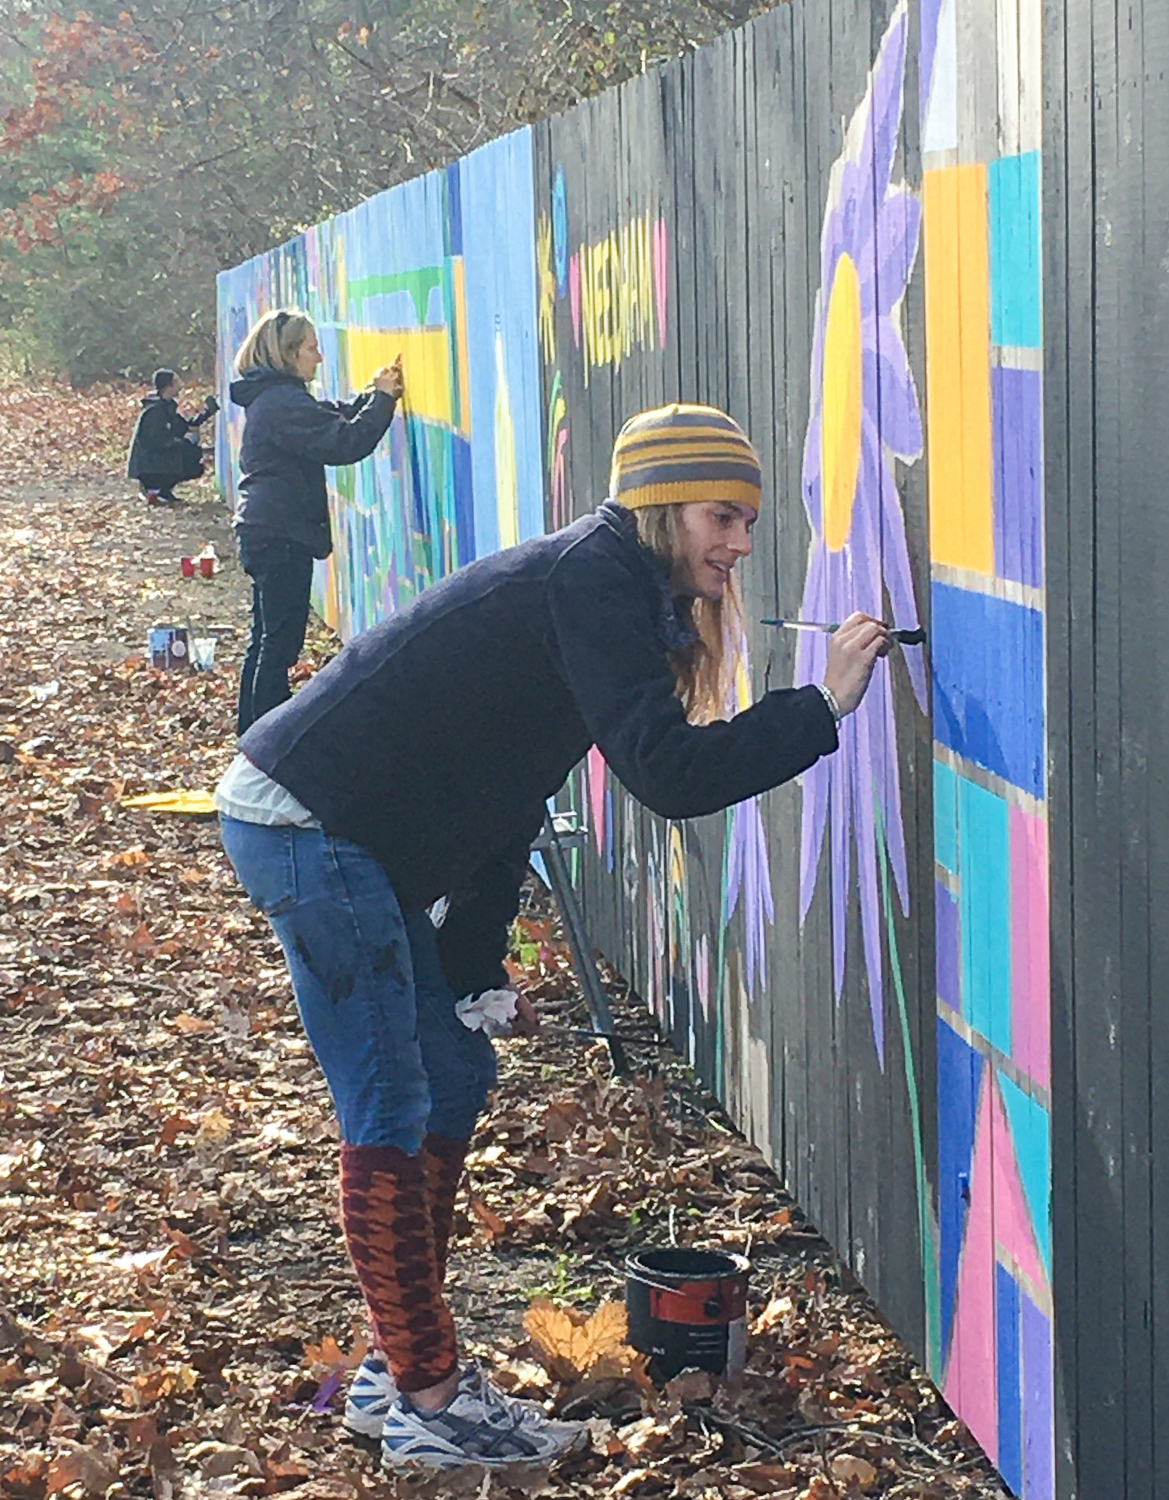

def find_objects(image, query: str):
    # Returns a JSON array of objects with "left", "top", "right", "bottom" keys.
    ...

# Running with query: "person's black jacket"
[
  {"left": 240, "top": 500, "right": 838, "bottom": 996},
  {"left": 230, "top": 367, "right": 397, "bottom": 559},
  {"left": 126, "top": 396, "right": 210, "bottom": 480}
]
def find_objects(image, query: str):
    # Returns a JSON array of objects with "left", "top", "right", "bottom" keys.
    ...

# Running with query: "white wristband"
[{"left": 816, "top": 683, "right": 843, "bottom": 723}]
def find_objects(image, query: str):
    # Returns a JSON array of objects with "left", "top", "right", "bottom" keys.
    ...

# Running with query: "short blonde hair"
[{"left": 234, "top": 309, "right": 314, "bottom": 377}]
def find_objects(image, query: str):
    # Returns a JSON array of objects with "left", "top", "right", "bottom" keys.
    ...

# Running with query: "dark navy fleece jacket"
[
  {"left": 240, "top": 501, "right": 838, "bottom": 995},
  {"left": 230, "top": 367, "right": 397, "bottom": 558}
]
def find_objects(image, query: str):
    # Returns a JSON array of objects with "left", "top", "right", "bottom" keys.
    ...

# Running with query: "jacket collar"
[{"left": 597, "top": 500, "right": 699, "bottom": 653}]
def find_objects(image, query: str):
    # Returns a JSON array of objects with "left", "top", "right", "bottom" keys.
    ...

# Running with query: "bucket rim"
[{"left": 625, "top": 1247, "right": 750, "bottom": 1284}]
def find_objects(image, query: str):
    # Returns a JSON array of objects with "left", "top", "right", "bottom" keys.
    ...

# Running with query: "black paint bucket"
[{"left": 625, "top": 1247, "right": 750, "bottom": 1382}]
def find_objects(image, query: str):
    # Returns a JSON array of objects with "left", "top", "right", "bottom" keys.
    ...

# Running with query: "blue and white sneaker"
[
  {"left": 343, "top": 1352, "right": 398, "bottom": 1437},
  {"left": 345, "top": 1353, "right": 546, "bottom": 1438},
  {"left": 380, "top": 1364, "right": 588, "bottom": 1470}
]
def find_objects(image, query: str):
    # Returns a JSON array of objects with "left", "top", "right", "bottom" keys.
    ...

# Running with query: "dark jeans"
[
  {"left": 219, "top": 817, "right": 497, "bottom": 1148},
  {"left": 237, "top": 534, "right": 314, "bottom": 735}
]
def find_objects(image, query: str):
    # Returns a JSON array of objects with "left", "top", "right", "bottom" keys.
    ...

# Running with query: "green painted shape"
[
  {"left": 346, "top": 266, "right": 447, "bottom": 325},
  {"left": 875, "top": 794, "right": 943, "bottom": 1379}
]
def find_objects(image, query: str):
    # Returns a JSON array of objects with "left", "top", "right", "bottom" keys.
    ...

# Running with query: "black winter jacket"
[
  {"left": 240, "top": 501, "right": 838, "bottom": 996},
  {"left": 126, "top": 396, "right": 208, "bottom": 480},
  {"left": 230, "top": 367, "right": 397, "bottom": 559}
]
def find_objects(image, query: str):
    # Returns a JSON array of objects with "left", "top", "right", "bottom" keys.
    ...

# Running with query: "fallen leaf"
[{"left": 829, "top": 1453, "right": 878, "bottom": 1491}]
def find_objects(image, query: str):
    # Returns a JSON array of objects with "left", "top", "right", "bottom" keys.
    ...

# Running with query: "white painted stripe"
[
  {"left": 937, "top": 997, "right": 1051, "bottom": 1111},
  {"left": 995, "top": 1250, "right": 1052, "bottom": 1317},
  {"left": 932, "top": 742, "right": 1046, "bottom": 818},
  {"left": 923, "top": 0, "right": 959, "bottom": 154},
  {"left": 992, "top": 345, "right": 1044, "bottom": 371},
  {"left": 931, "top": 562, "right": 1044, "bottom": 612}
]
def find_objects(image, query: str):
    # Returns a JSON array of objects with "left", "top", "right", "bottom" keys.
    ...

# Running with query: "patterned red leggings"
[{"left": 339, "top": 1134, "right": 468, "bottom": 1392}]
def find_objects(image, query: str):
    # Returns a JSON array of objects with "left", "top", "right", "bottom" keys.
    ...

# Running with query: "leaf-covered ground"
[{"left": 0, "top": 401, "right": 1011, "bottom": 1500}]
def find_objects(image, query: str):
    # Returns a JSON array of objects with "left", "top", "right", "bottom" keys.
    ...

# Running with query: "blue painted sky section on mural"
[
  {"left": 459, "top": 128, "right": 545, "bottom": 555},
  {"left": 931, "top": 582, "right": 1045, "bottom": 799}
]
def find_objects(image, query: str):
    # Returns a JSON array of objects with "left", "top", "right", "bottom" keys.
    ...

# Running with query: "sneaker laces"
[{"left": 461, "top": 1364, "right": 531, "bottom": 1430}]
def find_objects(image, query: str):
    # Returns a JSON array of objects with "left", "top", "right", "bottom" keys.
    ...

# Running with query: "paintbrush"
[{"left": 761, "top": 618, "right": 927, "bottom": 646}]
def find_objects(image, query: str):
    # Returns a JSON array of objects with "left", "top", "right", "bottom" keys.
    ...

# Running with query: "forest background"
[{"left": 0, "top": 0, "right": 769, "bottom": 385}]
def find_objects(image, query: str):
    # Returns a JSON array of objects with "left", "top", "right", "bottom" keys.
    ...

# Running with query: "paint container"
[
  {"left": 625, "top": 1248, "right": 750, "bottom": 1382},
  {"left": 147, "top": 625, "right": 189, "bottom": 671},
  {"left": 190, "top": 636, "right": 216, "bottom": 671},
  {"left": 180, "top": 556, "right": 195, "bottom": 578}
]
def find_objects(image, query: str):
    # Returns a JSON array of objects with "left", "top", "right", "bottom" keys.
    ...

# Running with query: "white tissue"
[{"left": 455, "top": 988, "right": 520, "bottom": 1039}]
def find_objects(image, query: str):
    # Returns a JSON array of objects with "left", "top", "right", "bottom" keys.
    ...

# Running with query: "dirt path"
[{"left": 0, "top": 466, "right": 1009, "bottom": 1500}]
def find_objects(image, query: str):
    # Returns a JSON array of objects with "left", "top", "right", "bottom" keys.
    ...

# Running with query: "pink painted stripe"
[
  {"left": 1009, "top": 805, "right": 1050, "bottom": 1088},
  {"left": 586, "top": 745, "right": 607, "bottom": 856}
]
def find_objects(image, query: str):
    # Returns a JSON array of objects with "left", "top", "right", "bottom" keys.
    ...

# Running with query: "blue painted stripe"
[
  {"left": 997, "top": 1263, "right": 1024, "bottom": 1495},
  {"left": 931, "top": 582, "right": 1045, "bottom": 799},
  {"left": 938, "top": 1017, "right": 983, "bottom": 1363}
]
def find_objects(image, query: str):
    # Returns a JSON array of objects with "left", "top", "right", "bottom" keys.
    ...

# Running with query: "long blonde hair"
[
  {"left": 635, "top": 505, "right": 743, "bottom": 725},
  {"left": 234, "top": 308, "right": 314, "bottom": 377}
]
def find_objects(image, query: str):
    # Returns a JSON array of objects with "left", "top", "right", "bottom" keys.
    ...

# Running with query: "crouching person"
[{"left": 127, "top": 368, "right": 216, "bottom": 503}]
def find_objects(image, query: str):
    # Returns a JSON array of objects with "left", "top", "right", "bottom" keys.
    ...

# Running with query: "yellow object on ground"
[{"left": 121, "top": 790, "right": 218, "bottom": 815}]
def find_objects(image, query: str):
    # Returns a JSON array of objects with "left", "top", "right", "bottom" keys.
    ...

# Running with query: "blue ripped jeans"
[{"left": 219, "top": 816, "right": 497, "bottom": 1151}]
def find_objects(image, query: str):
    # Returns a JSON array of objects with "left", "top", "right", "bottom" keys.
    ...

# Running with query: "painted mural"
[
  {"left": 920, "top": 0, "right": 1052, "bottom": 1494},
  {"left": 217, "top": 4, "right": 1057, "bottom": 1495},
  {"left": 216, "top": 129, "right": 544, "bottom": 641}
]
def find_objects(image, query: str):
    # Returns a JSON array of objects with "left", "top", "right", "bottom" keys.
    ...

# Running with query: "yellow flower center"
[{"left": 820, "top": 253, "right": 863, "bottom": 552}]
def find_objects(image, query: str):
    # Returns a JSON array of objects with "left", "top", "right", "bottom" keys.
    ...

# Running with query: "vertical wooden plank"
[
  {"left": 1114, "top": 0, "right": 1154, "bottom": 1486},
  {"left": 1136, "top": 0, "right": 1169, "bottom": 1484},
  {"left": 1041, "top": 0, "right": 1079, "bottom": 1488}
]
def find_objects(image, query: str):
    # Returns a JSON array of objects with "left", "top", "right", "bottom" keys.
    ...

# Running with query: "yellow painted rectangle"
[
  {"left": 346, "top": 326, "right": 454, "bottom": 430},
  {"left": 923, "top": 165, "right": 994, "bottom": 575}
]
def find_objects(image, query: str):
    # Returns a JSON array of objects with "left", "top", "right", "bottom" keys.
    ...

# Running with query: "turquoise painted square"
[
  {"left": 958, "top": 776, "right": 1012, "bottom": 1054},
  {"left": 989, "top": 152, "right": 1042, "bottom": 349},
  {"left": 934, "top": 759, "right": 959, "bottom": 875}
]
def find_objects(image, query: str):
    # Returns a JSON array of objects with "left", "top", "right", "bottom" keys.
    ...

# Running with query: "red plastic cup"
[
  {"left": 199, "top": 556, "right": 214, "bottom": 578},
  {"left": 180, "top": 556, "right": 195, "bottom": 578}
]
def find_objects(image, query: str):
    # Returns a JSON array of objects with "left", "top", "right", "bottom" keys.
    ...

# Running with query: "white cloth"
[
  {"left": 454, "top": 988, "right": 519, "bottom": 1039},
  {"left": 214, "top": 752, "right": 321, "bottom": 828}
]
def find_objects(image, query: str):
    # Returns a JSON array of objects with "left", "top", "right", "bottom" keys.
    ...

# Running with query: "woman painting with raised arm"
[
  {"left": 229, "top": 308, "right": 404, "bottom": 733},
  {"left": 216, "top": 402, "right": 890, "bottom": 1472}
]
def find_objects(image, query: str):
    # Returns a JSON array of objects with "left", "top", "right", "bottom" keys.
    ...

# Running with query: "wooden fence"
[{"left": 217, "top": 1, "right": 1166, "bottom": 1493}]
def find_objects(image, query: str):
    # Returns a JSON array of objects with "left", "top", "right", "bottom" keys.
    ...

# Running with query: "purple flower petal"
[
  {"left": 852, "top": 697, "right": 886, "bottom": 1066},
  {"left": 862, "top": 337, "right": 923, "bottom": 459},
  {"left": 873, "top": 660, "right": 910, "bottom": 913},
  {"left": 855, "top": 6, "right": 909, "bottom": 252},
  {"left": 830, "top": 744, "right": 851, "bottom": 999},
  {"left": 802, "top": 424, "right": 823, "bottom": 533},
  {"left": 875, "top": 192, "right": 921, "bottom": 314},
  {"left": 869, "top": 423, "right": 928, "bottom": 708},
  {"left": 800, "top": 760, "right": 830, "bottom": 920}
]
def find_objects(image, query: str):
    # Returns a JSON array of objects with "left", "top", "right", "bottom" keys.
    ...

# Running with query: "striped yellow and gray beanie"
[{"left": 608, "top": 402, "right": 762, "bottom": 511}]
